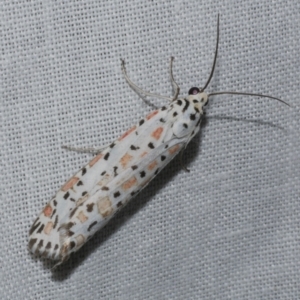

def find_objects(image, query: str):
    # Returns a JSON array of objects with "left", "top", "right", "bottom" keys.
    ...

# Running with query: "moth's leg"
[
  {"left": 62, "top": 144, "right": 111, "bottom": 154},
  {"left": 121, "top": 59, "right": 172, "bottom": 102},
  {"left": 170, "top": 57, "right": 180, "bottom": 101}
]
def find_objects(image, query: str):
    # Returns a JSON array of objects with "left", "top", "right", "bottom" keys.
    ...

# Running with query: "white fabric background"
[{"left": 1, "top": 1, "right": 299, "bottom": 299}]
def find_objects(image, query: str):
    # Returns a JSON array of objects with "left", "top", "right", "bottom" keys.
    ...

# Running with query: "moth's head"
[{"left": 188, "top": 87, "right": 208, "bottom": 110}]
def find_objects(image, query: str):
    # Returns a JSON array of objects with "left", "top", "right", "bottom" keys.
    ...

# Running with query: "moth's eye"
[{"left": 188, "top": 87, "right": 200, "bottom": 95}]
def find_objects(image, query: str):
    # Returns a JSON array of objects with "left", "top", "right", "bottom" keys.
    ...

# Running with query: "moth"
[{"left": 28, "top": 16, "right": 289, "bottom": 267}]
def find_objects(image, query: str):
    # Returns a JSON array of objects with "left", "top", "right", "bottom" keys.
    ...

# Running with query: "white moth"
[{"left": 28, "top": 16, "right": 289, "bottom": 267}]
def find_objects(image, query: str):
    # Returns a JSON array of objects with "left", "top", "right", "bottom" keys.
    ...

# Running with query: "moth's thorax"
[{"left": 186, "top": 92, "right": 208, "bottom": 113}]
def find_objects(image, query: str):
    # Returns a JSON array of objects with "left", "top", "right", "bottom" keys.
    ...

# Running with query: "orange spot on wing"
[
  {"left": 140, "top": 151, "right": 148, "bottom": 158},
  {"left": 120, "top": 153, "right": 133, "bottom": 168},
  {"left": 97, "top": 174, "right": 110, "bottom": 187},
  {"left": 146, "top": 110, "right": 159, "bottom": 120},
  {"left": 61, "top": 176, "right": 80, "bottom": 192},
  {"left": 118, "top": 126, "right": 137, "bottom": 141},
  {"left": 77, "top": 211, "right": 88, "bottom": 223},
  {"left": 97, "top": 196, "right": 113, "bottom": 218},
  {"left": 89, "top": 154, "right": 103, "bottom": 167},
  {"left": 148, "top": 160, "right": 158, "bottom": 171},
  {"left": 43, "top": 205, "right": 52, "bottom": 217},
  {"left": 168, "top": 145, "right": 180, "bottom": 154},
  {"left": 44, "top": 222, "right": 54, "bottom": 235},
  {"left": 122, "top": 176, "right": 137, "bottom": 190},
  {"left": 151, "top": 127, "right": 163, "bottom": 140},
  {"left": 75, "top": 234, "right": 85, "bottom": 248}
]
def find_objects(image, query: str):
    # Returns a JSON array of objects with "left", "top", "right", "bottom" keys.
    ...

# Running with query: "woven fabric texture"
[{"left": 2, "top": 1, "right": 299, "bottom": 299}]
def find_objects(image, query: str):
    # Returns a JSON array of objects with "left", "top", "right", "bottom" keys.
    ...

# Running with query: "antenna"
[
  {"left": 200, "top": 14, "right": 219, "bottom": 92},
  {"left": 208, "top": 91, "right": 290, "bottom": 107},
  {"left": 200, "top": 15, "right": 290, "bottom": 107}
]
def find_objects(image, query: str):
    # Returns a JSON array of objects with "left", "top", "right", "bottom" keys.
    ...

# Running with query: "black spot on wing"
[
  {"left": 183, "top": 99, "right": 189, "bottom": 112},
  {"left": 37, "top": 240, "right": 43, "bottom": 249},
  {"left": 67, "top": 231, "right": 74, "bottom": 237},
  {"left": 31, "top": 217, "right": 40, "bottom": 228},
  {"left": 69, "top": 207, "right": 78, "bottom": 218},
  {"left": 148, "top": 142, "right": 154, "bottom": 149},
  {"left": 113, "top": 166, "right": 118, "bottom": 176},
  {"left": 86, "top": 203, "right": 94, "bottom": 212},
  {"left": 63, "top": 192, "right": 70, "bottom": 200},
  {"left": 37, "top": 224, "right": 44, "bottom": 234},
  {"left": 29, "top": 221, "right": 41, "bottom": 235},
  {"left": 130, "top": 145, "right": 139, "bottom": 150},
  {"left": 104, "top": 152, "right": 110, "bottom": 160},
  {"left": 88, "top": 221, "right": 97, "bottom": 232},
  {"left": 77, "top": 180, "right": 83, "bottom": 186},
  {"left": 53, "top": 215, "right": 58, "bottom": 229},
  {"left": 29, "top": 238, "right": 37, "bottom": 249},
  {"left": 70, "top": 241, "right": 76, "bottom": 250},
  {"left": 50, "top": 209, "right": 56, "bottom": 219}
]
